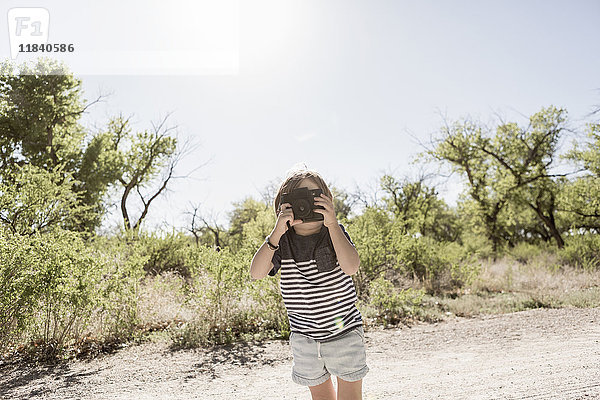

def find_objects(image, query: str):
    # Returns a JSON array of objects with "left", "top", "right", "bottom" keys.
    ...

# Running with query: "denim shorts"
[{"left": 289, "top": 325, "right": 369, "bottom": 386}]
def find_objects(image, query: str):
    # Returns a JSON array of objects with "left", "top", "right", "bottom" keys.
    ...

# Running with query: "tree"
[
  {"left": 102, "top": 112, "right": 194, "bottom": 236},
  {"left": 0, "top": 58, "right": 114, "bottom": 235},
  {"left": 0, "top": 164, "right": 91, "bottom": 235},
  {"left": 424, "top": 106, "right": 569, "bottom": 250},
  {"left": 227, "top": 197, "right": 271, "bottom": 251},
  {"left": 379, "top": 173, "right": 460, "bottom": 242},
  {"left": 330, "top": 185, "right": 354, "bottom": 222},
  {"left": 425, "top": 118, "right": 510, "bottom": 252},
  {"left": 185, "top": 202, "right": 226, "bottom": 249},
  {"left": 559, "top": 121, "right": 600, "bottom": 232},
  {"left": 479, "top": 107, "right": 568, "bottom": 247}
]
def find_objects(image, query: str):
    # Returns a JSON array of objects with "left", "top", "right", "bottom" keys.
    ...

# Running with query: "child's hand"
[
  {"left": 275, "top": 203, "right": 303, "bottom": 234},
  {"left": 313, "top": 194, "right": 337, "bottom": 228}
]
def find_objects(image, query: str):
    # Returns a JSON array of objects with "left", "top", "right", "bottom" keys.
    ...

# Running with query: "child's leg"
[
  {"left": 308, "top": 376, "right": 336, "bottom": 400},
  {"left": 336, "top": 377, "right": 362, "bottom": 400}
]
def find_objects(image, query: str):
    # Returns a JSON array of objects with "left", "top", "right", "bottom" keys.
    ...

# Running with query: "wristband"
[{"left": 265, "top": 235, "right": 279, "bottom": 250}]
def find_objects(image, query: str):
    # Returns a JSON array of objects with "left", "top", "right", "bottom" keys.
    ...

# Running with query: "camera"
[{"left": 280, "top": 187, "right": 325, "bottom": 222}]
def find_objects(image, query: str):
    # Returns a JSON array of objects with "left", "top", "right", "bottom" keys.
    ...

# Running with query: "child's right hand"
[{"left": 274, "top": 203, "right": 303, "bottom": 235}]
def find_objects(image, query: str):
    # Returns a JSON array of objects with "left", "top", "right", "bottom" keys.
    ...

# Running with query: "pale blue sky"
[{"left": 2, "top": 0, "right": 600, "bottom": 233}]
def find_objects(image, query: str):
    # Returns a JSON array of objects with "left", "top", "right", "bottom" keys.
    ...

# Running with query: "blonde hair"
[{"left": 273, "top": 163, "right": 333, "bottom": 215}]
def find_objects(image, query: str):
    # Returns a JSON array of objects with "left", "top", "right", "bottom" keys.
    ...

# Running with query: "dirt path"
[{"left": 2, "top": 307, "right": 600, "bottom": 400}]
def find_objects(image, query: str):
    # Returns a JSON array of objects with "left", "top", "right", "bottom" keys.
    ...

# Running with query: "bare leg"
[
  {"left": 336, "top": 377, "right": 362, "bottom": 400},
  {"left": 309, "top": 376, "right": 336, "bottom": 400}
]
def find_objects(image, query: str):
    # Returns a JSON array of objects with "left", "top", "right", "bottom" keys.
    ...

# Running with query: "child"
[{"left": 250, "top": 167, "right": 369, "bottom": 400}]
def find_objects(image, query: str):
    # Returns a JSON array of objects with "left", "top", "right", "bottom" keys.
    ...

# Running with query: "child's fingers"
[
  {"left": 318, "top": 193, "right": 331, "bottom": 201},
  {"left": 314, "top": 197, "right": 331, "bottom": 205},
  {"left": 314, "top": 199, "right": 332, "bottom": 211}
]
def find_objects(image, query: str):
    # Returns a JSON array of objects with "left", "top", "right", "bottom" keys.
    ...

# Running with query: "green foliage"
[
  {"left": 87, "top": 232, "right": 148, "bottom": 340},
  {"left": 345, "top": 206, "right": 402, "bottom": 298},
  {"left": 0, "top": 229, "right": 98, "bottom": 354},
  {"left": 0, "top": 228, "right": 148, "bottom": 357},
  {"left": 330, "top": 185, "right": 353, "bottom": 221},
  {"left": 171, "top": 242, "right": 289, "bottom": 347},
  {"left": 0, "top": 230, "right": 42, "bottom": 350},
  {"left": 227, "top": 197, "right": 270, "bottom": 246},
  {"left": 0, "top": 59, "right": 85, "bottom": 171},
  {"left": 0, "top": 59, "right": 181, "bottom": 236},
  {"left": 379, "top": 174, "right": 461, "bottom": 241},
  {"left": 0, "top": 164, "right": 92, "bottom": 236},
  {"left": 368, "top": 277, "right": 426, "bottom": 326},
  {"left": 138, "top": 229, "right": 193, "bottom": 278},
  {"left": 424, "top": 106, "right": 569, "bottom": 250},
  {"left": 239, "top": 205, "right": 276, "bottom": 250},
  {"left": 395, "top": 235, "right": 481, "bottom": 294},
  {"left": 101, "top": 114, "right": 179, "bottom": 234},
  {"left": 0, "top": 58, "right": 115, "bottom": 234},
  {"left": 182, "top": 243, "right": 257, "bottom": 330},
  {"left": 507, "top": 242, "right": 545, "bottom": 264},
  {"left": 558, "top": 234, "right": 600, "bottom": 270},
  {"left": 564, "top": 122, "right": 600, "bottom": 176},
  {"left": 559, "top": 122, "right": 600, "bottom": 231}
]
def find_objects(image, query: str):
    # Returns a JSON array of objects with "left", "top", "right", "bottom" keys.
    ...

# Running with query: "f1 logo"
[{"left": 7, "top": 8, "right": 50, "bottom": 60}]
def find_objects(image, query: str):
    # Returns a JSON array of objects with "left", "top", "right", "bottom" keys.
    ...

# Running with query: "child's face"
[{"left": 296, "top": 178, "right": 324, "bottom": 227}]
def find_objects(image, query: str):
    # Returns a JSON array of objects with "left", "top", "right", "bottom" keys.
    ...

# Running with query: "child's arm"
[
  {"left": 249, "top": 229, "right": 283, "bottom": 280},
  {"left": 328, "top": 223, "right": 360, "bottom": 275},
  {"left": 249, "top": 202, "right": 301, "bottom": 280},
  {"left": 314, "top": 194, "right": 360, "bottom": 275}
]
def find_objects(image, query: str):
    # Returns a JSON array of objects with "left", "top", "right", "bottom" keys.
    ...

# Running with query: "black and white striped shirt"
[{"left": 268, "top": 223, "right": 363, "bottom": 342}]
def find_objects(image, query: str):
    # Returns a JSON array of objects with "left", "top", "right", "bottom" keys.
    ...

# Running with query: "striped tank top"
[{"left": 268, "top": 223, "right": 363, "bottom": 342}]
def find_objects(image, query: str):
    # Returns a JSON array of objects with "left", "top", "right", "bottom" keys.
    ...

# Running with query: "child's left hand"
[{"left": 313, "top": 193, "right": 337, "bottom": 228}]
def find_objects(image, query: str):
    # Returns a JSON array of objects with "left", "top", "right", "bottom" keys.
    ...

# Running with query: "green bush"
[
  {"left": 507, "top": 242, "right": 544, "bottom": 264},
  {"left": 368, "top": 276, "right": 426, "bottom": 326},
  {"left": 0, "top": 228, "right": 148, "bottom": 358},
  {"left": 171, "top": 242, "right": 284, "bottom": 346},
  {"left": 559, "top": 234, "right": 600, "bottom": 270},
  {"left": 396, "top": 235, "right": 481, "bottom": 294},
  {"left": 92, "top": 234, "right": 147, "bottom": 342},
  {"left": 0, "top": 229, "right": 105, "bottom": 355},
  {"left": 346, "top": 207, "right": 402, "bottom": 299},
  {"left": 438, "top": 240, "right": 482, "bottom": 290},
  {"left": 139, "top": 230, "right": 193, "bottom": 278},
  {"left": 0, "top": 230, "right": 42, "bottom": 351},
  {"left": 459, "top": 230, "right": 495, "bottom": 260}
]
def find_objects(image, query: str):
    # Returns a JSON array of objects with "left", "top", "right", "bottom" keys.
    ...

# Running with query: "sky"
[{"left": 2, "top": 0, "right": 599, "bottom": 234}]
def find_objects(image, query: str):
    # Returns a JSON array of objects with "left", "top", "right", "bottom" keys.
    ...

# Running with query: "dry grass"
[
  {"left": 90, "top": 255, "right": 600, "bottom": 347},
  {"left": 137, "top": 272, "right": 196, "bottom": 326},
  {"left": 437, "top": 255, "right": 600, "bottom": 317}
]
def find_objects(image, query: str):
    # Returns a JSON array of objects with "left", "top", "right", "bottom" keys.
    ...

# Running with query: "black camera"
[{"left": 280, "top": 187, "right": 325, "bottom": 222}]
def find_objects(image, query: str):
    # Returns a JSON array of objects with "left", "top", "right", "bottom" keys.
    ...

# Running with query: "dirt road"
[{"left": 2, "top": 307, "right": 599, "bottom": 400}]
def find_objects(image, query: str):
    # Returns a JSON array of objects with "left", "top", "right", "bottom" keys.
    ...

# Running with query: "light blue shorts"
[{"left": 289, "top": 326, "right": 369, "bottom": 386}]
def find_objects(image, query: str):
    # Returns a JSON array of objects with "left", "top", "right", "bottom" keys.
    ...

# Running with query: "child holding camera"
[{"left": 250, "top": 167, "right": 369, "bottom": 400}]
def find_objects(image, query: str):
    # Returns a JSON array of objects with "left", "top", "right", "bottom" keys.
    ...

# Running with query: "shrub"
[
  {"left": 368, "top": 276, "right": 426, "bottom": 326},
  {"left": 91, "top": 234, "right": 147, "bottom": 342},
  {"left": 559, "top": 234, "right": 600, "bottom": 270},
  {"left": 0, "top": 230, "right": 41, "bottom": 351},
  {"left": 170, "top": 242, "right": 282, "bottom": 347},
  {"left": 139, "top": 230, "right": 192, "bottom": 278},
  {"left": 345, "top": 207, "right": 402, "bottom": 299},
  {"left": 1, "top": 228, "right": 149, "bottom": 358},
  {"left": 396, "top": 235, "right": 481, "bottom": 295},
  {"left": 459, "top": 230, "right": 495, "bottom": 260},
  {"left": 508, "top": 242, "right": 544, "bottom": 264},
  {"left": 398, "top": 235, "right": 481, "bottom": 294},
  {"left": 0, "top": 229, "right": 105, "bottom": 356}
]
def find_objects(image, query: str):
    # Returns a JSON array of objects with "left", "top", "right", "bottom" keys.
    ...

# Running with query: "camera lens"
[{"left": 296, "top": 199, "right": 311, "bottom": 218}]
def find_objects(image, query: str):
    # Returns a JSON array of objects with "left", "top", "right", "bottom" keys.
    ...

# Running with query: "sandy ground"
[{"left": 1, "top": 307, "right": 600, "bottom": 400}]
